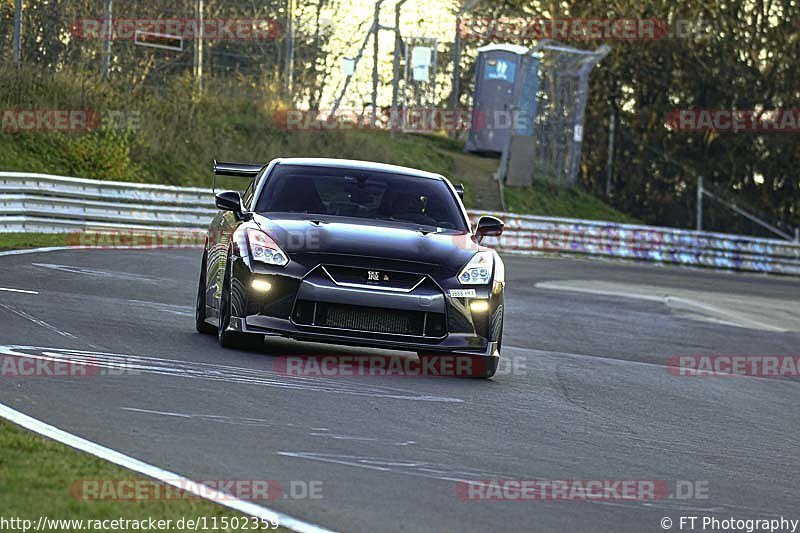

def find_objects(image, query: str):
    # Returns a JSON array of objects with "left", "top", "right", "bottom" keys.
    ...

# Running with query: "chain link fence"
[
  {"left": 0, "top": 1, "right": 499, "bottom": 128},
  {"left": 529, "top": 41, "right": 609, "bottom": 187},
  {"left": 0, "top": 0, "right": 289, "bottom": 96}
]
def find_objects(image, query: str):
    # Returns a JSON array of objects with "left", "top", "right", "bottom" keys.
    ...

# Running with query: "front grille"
[
  {"left": 293, "top": 300, "right": 446, "bottom": 337},
  {"left": 321, "top": 303, "right": 422, "bottom": 335},
  {"left": 323, "top": 265, "right": 424, "bottom": 291}
]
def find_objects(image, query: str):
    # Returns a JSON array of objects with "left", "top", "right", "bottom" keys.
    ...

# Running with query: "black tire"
[
  {"left": 482, "top": 309, "right": 504, "bottom": 379},
  {"left": 218, "top": 255, "right": 263, "bottom": 350},
  {"left": 195, "top": 250, "right": 216, "bottom": 334},
  {"left": 483, "top": 329, "right": 503, "bottom": 379},
  {"left": 491, "top": 307, "right": 504, "bottom": 353}
]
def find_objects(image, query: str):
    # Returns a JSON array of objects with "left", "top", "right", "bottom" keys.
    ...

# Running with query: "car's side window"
[{"left": 242, "top": 177, "right": 256, "bottom": 210}]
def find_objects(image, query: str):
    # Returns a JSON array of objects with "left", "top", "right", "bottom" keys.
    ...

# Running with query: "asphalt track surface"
[{"left": 1, "top": 247, "right": 799, "bottom": 532}]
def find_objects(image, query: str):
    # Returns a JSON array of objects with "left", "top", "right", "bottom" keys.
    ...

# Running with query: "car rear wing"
[
  {"left": 213, "top": 160, "right": 263, "bottom": 178},
  {"left": 212, "top": 160, "right": 264, "bottom": 194}
]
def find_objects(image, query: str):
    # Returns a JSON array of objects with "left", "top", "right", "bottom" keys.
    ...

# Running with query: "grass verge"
[
  {"left": 0, "top": 419, "right": 285, "bottom": 532},
  {"left": 0, "top": 233, "right": 70, "bottom": 252},
  {"left": 503, "top": 180, "right": 639, "bottom": 223},
  {"left": 0, "top": 231, "right": 205, "bottom": 253}
]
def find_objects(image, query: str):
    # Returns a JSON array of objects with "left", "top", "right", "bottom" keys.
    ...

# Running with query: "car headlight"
[
  {"left": 245, "top": 228, "right": 288, "bottom": 266},
  {"left": 458, "top": 251, "right": 493, "bottom": 285}
]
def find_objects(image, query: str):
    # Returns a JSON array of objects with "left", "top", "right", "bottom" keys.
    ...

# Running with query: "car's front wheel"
[
  {"left": 218, "top": 256, "right": 263, "bottom": 350},
  {"left": 195, "top": 250, "right": 216, "bottom": 334}
]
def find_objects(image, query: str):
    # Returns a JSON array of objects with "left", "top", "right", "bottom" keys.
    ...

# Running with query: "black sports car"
[{"left": 196, "top": 158, "right": 506, "bottom": 378}]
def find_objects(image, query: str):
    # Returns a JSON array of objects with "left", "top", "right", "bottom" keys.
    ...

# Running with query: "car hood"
[{"left": 251, "top": 214, "right": 481, "bottom": 271}]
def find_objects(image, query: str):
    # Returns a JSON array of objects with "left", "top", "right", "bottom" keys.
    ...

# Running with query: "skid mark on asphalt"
[
  {"left": 0, "top": 304, "right": 76, "bottom": 339},
  {"left": 0, "top": 345, "right": 463, "bottom": 403},
  {"left": 25, "top": 290, "right": 194, "bottom": 318},
  {"left": 277, "top": 451, "right": 503, "bottom": 483},
  {"left": 122, "top": 407, "right": 417, "bottom": 446},
  {"left": 124, "top": 300, "right": 193, "bottom": 316},
  {"left": 595, "top": 500, "right": 724, "bottom": 513},
  {"left": 308, "top": 433, "right": 416, "bottom": 446},
  {"left": 535, "top": 280, "right": 798, "bottom": 332},
  {"left": 32, "top": 263, "right": 166, "bottom": 284},
  {"left": 122, "top": 407, "right": 300, "bottom": 428},
  {"left": 277, "top": 452, "right": 729, "bottom": 513}
]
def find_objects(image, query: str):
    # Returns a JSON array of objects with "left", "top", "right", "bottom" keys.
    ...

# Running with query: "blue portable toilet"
[{"left": 466, "top": 44, "right": 540, "bottom": 155}]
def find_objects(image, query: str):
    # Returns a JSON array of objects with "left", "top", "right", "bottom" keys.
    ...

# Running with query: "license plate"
[{"left": 449, "top": 289, "right": 477, "bottom": 298}]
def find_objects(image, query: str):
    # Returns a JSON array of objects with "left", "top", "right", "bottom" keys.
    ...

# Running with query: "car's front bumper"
[
  {"left": 226, "top": 314, "right": 500, "bottom": 359},
  {"left": 225, "top": 254, "right": 504, "bottom": 358}
]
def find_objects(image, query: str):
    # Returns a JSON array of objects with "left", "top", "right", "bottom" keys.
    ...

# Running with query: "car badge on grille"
[{"left": 367, "top": 271, "right": 390, "bottom": 282}]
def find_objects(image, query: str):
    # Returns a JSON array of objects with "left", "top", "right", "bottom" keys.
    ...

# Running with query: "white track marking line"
[
  {"left": 0, "top": 287, "right": 38, "bottom": 294},
  {"left": 0, "top": 246, "right": 78, "bottom": 257},
  {"left": 122, "top": 407, "right": 194, "bottom": 419},
  {"left": 0, "top": 403, "right": 336, "bottom": 533},
  {"left": 0, "top": 304, "right": 76, "bottom": 339}
]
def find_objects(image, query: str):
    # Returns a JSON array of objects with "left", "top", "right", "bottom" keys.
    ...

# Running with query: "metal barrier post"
[
  {"left": 696, "top": 175, "right": 703, "bottom": 231},
  {"left": 102, "top": 0, "right": 112, "bottom": 79},
  {"left": 13, "top": 0, "right": 22, "bottom": 63}
]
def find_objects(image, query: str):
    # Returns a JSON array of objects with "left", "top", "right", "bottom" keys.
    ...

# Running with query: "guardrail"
[
  {"left": 0, "top": 172, "right": 213, "bottom": 234},
  {"left": 472, "top": 210, "right": 800, "bottom": 276},
  {"left": 2, "top": 171, "right": 799, "bottom": 276}
]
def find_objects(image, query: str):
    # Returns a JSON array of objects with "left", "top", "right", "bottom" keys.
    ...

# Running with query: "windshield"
[{"left": 255, "top": 164, "right": 467, "bottom": 231}]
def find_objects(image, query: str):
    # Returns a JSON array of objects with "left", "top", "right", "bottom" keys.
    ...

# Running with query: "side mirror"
[
  {"left": 215, "top": 191, "right": 250, "bottom": 220},
  {"left": 475, "top": 216, "right": 504, "bottom": 243},
  {"left": 454, "top": 184, "right": 465, "bottom": 199}
]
